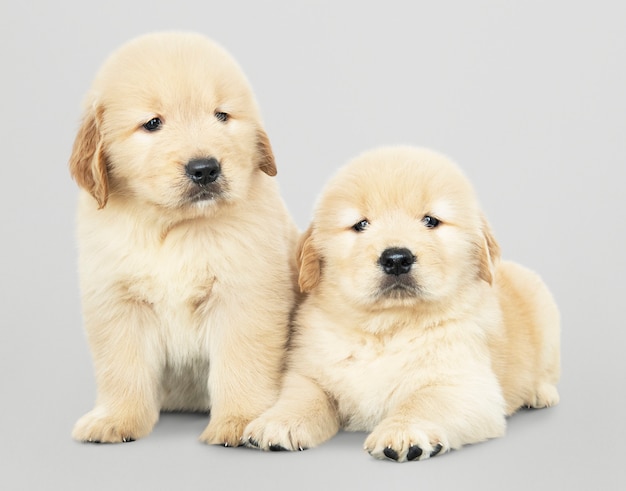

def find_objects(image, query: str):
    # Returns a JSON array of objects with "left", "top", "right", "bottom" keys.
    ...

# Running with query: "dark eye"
[
  {"left": 215, "top": 111, "right": 229, "bottom": 122},
  {"left": 422, "top": 216, "right": 440, "bottom": 228},
  {"left": 352, "top": 219, "right": 370, "bottom": 232},
  {"left": 142, "top": 117, "right": 162, "bottom": 132}
]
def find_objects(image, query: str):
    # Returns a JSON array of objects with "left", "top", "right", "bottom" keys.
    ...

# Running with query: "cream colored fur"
[
  {"left": 69, "top": 32, "right": 298, "bottom": 445},
  {"left": 244, "top": 146, "right": 560, "bottom": 461}
]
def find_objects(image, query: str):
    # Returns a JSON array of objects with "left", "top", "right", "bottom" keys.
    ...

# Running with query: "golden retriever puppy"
[
  {"left": 68, "top": 32, "right": 299, "bottom": 445},
  {"left": 244, "top": 146, "right": 560, "bottom": 461}
]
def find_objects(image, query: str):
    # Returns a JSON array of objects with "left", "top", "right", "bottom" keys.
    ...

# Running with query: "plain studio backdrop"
[{"left": 1, "top": 1, "right": 624, "bottom": 489}]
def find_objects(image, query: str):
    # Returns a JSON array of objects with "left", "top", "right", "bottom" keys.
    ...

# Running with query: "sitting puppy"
[
  {"left": 244, "top": 146, "right": 560, "bottom": 461},
  {"left": 69, "top": 32, "right": 298, "bottom": 445}
]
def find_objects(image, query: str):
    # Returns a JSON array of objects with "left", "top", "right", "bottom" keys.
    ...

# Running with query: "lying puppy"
[
  {"left": 69, "top": 32, "right": 298, "bottom": 445},
  {"left": 244, "top": 146, "right": 560, "bottom": 461}
]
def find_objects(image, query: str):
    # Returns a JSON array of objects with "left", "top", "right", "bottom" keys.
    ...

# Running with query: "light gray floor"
[{"left": 2, "top": 1, "right": 624, "bottom": 489}]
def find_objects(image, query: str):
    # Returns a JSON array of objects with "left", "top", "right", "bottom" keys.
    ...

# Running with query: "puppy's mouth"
[
  {"left": 184, "top": 183, "right": 223, "bottom": 204},
  {"left": 377, "top": 275, "right": 421, "bottom": 299}
]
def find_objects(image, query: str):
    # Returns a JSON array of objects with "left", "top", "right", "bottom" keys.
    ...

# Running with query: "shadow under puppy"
[
  {"left": 244, "top": 146, "right": 560, "bottom": 461},
  {"left": 69, "top": 32, "right": 299, "bottom": 445}
]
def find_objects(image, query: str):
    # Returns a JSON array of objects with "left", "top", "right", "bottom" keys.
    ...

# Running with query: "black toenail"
[
  {"left": 430, "top": 443, "right": 443, "bottom": 457},
  {"left": 247, "top": 437, "right": 259, "bottom": 448},
  {"left": 269, "top": 444, "right": 286, "bottom": 451},
  {"left": 407, "top": 445, "right": 423, "bottom": 461},
  {"left": 383, "top": 447, "right": 399, "bottom": 461}
]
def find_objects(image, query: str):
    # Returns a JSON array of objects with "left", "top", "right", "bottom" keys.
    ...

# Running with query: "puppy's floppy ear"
[
  {"left": 68, "top": 105, "right": 109, "bottom": 208},
  {"left": 477, "top": 214, "right": 501, "bottom": 285},
  {"left": 256, "top": 128, "right": 277, "bottom": 176},
  {"left": 297, "top": 226, "right": 322, "bottom": 293}
]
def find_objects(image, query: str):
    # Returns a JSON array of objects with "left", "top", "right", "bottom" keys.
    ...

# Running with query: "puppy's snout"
[
  {"left": 379, "top": 247, "right": 415, "bottom": 276},
  {"left": 185, "top": 158, "right": 221, "bottom": 186}
]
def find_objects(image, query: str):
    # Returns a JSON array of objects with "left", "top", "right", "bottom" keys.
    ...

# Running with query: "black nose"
[
  {"left": 185, "top": 158, "right": 221, "bottom": 185},
  {"left": 379, "top": 247, "right": 415, "bottom": 276}
]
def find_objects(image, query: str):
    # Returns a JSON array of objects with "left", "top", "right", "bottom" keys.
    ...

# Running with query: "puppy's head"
[
  {"left": 69, "top": 32, "right": 276, "bottom": 212},
  {"left": 298, "top": 147, "right": 500, "bottom": 309}
]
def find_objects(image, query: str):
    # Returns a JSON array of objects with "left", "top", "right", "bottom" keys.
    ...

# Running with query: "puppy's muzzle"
[
  {"left": 379, "top": 247, "right": 416, "bottom": 276},
  {"left": 185, "top": 158, "right": 221, "bottom": 186}
]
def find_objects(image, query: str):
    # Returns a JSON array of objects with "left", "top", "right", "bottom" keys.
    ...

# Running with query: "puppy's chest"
[
  {"left": 158, "top": 261, "right": 213, "bottom": 302},
  {"left": 125, "top": 235, "right": 222, "bottom": 325},
  {"left": 312, "top": 329, "right": 433, "bottom": 428}
]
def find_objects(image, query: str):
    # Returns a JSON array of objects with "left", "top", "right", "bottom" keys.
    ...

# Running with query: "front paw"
[
  {"left": 199, "top": 415, "right": 251, "bottom": 447},
  {"left": 364, "top": 418, "right": 449, "bottom": 462},
  {"left": 243, "top": 412, "right": 334, "bottom": 452},
  {"left": 72, "top": 406, "right": 157, "bottom": 443}
]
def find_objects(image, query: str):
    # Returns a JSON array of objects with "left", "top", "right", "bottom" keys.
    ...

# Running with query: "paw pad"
[
  {"left": 383, "top": 447, "right": 399, "bottom": 461},
  {"left": 407, "top": 445, "right": 423, "bottom": 461}
]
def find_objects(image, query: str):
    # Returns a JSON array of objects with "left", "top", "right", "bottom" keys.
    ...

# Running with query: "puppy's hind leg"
[
  {"left": 527, "top": 293, "right": 561, "bottom": 410},
  {"left": 522, "top": 266, "right": 561, "bottom": 410},
  {"left": 526, "top": 383, "right": 560, "bottom": 409}
]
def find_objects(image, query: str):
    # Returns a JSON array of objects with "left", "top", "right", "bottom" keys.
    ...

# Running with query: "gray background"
[{"left": 2, "top": 1, "right": 624, "bottom": 489}]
